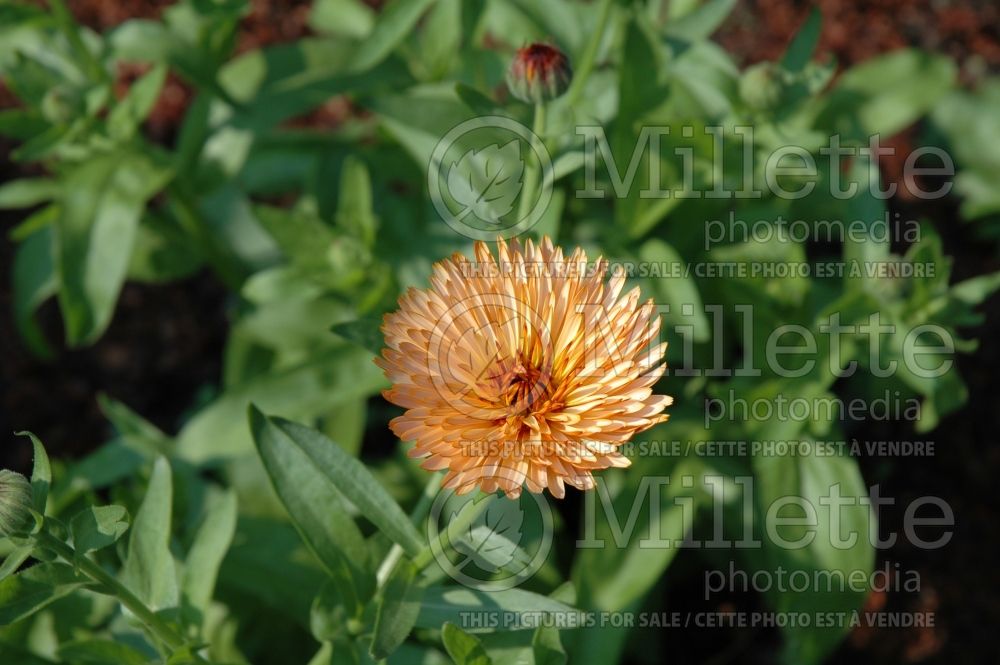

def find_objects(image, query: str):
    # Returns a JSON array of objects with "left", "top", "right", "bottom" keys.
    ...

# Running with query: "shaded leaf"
[{"left": 70, "top": 505, "right": 130, "bottom": 554}]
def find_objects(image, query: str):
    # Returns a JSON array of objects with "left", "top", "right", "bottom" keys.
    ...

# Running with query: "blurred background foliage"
[{"left": 1, "top": 0, "right": 999, "bottom": 664}]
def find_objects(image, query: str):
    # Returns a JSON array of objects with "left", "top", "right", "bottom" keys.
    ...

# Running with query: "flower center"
[{"left": 490, "top": 353, "right": 551, "bottom": 415}]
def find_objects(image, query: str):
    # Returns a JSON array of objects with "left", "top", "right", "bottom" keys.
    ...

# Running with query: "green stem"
[
  {"left": 412, "top": 492, "right": 495, "bottom": 571},
  {"left": 517, "top": 103, "right": 547, "bottom": 223},
  {"left": 563, "top": 0, "right": 615, "bottom": 108},
  {"left": 37, "top": 532, "right": 186, "bottom": 652},
  {"left": 375, "top": 472, "right": 444, "bottom": 586}
]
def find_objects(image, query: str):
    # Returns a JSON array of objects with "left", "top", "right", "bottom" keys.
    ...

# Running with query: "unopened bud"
[
  {"left": 0, "top": 470, "right": 34, "bottom": 537},
  {"left": 507, "top": 43, "right": 572, "bottom": 105},
  {"left": 739, "top": 62, "right": 786, "bottom": 112}
]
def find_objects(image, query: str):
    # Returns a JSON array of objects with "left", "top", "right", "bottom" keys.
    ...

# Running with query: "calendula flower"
[{"left": 377, "top": 237, "right": 671, "bottom": 499}]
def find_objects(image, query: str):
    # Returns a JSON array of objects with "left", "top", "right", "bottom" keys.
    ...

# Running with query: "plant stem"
[
  {"left": 37, "top": 532, "right": 186, "bottom": 652},
  {"left": 517, "top": 103, "right": 547, "bottom": 223},
  {"left": 375, "top": 472, "right": 443, "bottom": 586},
  {"left": 563, "top": 0, "right": 615, "bottom": 108}
]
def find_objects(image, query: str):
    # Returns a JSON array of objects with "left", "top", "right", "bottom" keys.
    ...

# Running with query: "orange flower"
[{"left": 377, "top": 237, "right": 671, "bottom": 498}]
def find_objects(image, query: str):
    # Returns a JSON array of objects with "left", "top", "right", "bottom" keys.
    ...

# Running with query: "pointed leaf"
[
  {"left": 442, "top": 622, "right": 492, "bottom": 665},
  {"left": 371, "top": 558, "right": 423, "bottom": 659},
  {"left": 248, "top": 407, "right": 373, "bottom": 603},
  {"left": 121, "top": 457, "right": 178, "bottom": 611},
  {"left": 253, "top": 410, "right": 424, "bottom": 557},
  {"left": 70, "top": 505, "right": 130, "bottom": 554}
]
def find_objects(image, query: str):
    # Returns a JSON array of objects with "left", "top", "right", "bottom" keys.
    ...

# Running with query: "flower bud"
[
  {"left": 507, "top": 43, "right": 572, "bottom": 105},
  {"left": 0, "top": 470, "right": 34, "bottom": 537},
  {"left": 739, "top": 62, "right": 786, "bottom": 112}
]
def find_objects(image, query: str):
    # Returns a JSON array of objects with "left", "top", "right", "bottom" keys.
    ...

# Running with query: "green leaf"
[
  {"left": 532, "top": 622, "right": 566, "bottom": 665},
  {"left": 70, "top": 505, "right": 130, "bottom": 554},
  {"left": 176, "top": 345, "right": 388, "bottom": 462},
  {"left": 182, "top": 490, "right": 238, "bottom": 623},
  {"left": 0, "top": 562, "right": 90, "bottom": 625},
  {"left": 349, "top": 0, "right": 438, "bottom": 72},
  {"left": 753, "top": 449, "right": 875, "bottom": 664},
  {"left": 58, "top": 640, "right": 150, "bottom": 665},
  {"left": 780, "top": 8, "right": 822, "bottom": 73},
  {"left": 417, "top": 587, "right": 582, "bottom": 631},
  {"left": 98, "top": 394, "right": 172, "bottom": 455},
  {"left": 217, "top": 517, "right": 327, "bottom": 625},
  {"left": 248, "top": 407, "right": 373, "bottom": 605},
  {"left": 121, "top": 457, "right": 179, "bottom": 611},
  {"left": 12, "top": 223, "right": 58, "bottom": 358},
  {"left": 639, "top": 239, "right": 710, "bottom": 342},
  {"left": 0, "top": 178, "right": 59, "bottom": 209},
  {"left": 108, "top": 64, "right": 167, "bottom": 140},
  {"left": 330, "top": 316, "right": 385, "bottom": 354},
  {"left": 309, "top": 0, "right": 375, "bottom": 39},
  {"left": 336, "top": 156, "right": 378, "bottom": 248},
  {"left": 663, "top": 0, "right": 736, "bottom": 40},
  {"left": 16, "top": 431, "right": 51, "bottom": 515},
  {"left": 249, "top": 409, "right": 424, "bottom": 557},
  {"left": 817, "top": 49, "right": 956, "bottom": 139},
  {"left": 442, "top": 622, "right": 492, "bottom": 665},
  {"left": 55, "top": 151, "right": 173, "bottom": 345},
  {"left": 9, "top": 201, "right": 58, "bottom": 241},
  {"left": 12, "top": 223, "right": 57, "bottom": 358},
  {"left": 0, "top": 546, "right": 33, "bottom": 583},
  {"left": 371, "top": 558, "right": 424, "bottom": 659}
]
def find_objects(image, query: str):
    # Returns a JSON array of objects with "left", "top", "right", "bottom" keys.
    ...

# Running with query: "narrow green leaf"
[
  {"left": 417, "top": 587, "right": 583, "bottom": 631},
  {"left": 532, "top": 623, "right": 567, "bottom": 665},
  {"left": 97, "top": 394, "right": 172, "bottom": 455},
  {"left": 0, "top": 562, "right": 90, "bottom": 625},
  {"left": 248, "top": 407, "right": 373, "bottom": 603},
  {"left": 0, "top": 546, "right": 33, "bottom": 583},
  {"left": 253, "top": 411, "right": 424, "bottom": 557},
  {"left": 108, "top": 64, "right": 167, "bottom": 140},
  {"left": 12, "top": 224, "right": 56, "bottom": 358},
  {"left": 371, "top": 558, "right": 423, "bottom": 659},
  {"left": 121, "top": 457, "right": 178, "bottom": 611},
  {"left": 16, "top": 431, "right": 50, "bottom": 514},
  {"left": 663, "top": 0, "right": 736, "bottom": 40},
  {"left": 639, "top": 239, "right": 710, "bottom": 343},
  {"left": 336, "top": 156, "right": 378, "bottom": 248},
  {"left": 9, "top": 202, "right": 58, "bottom": 241},
  {"left": 780, "top": 8, "right": 822, "bottom": 73},
  {"left": 753, "top": 449, "right": 875, "bottom": 664},
  {"left": 330, "top": 316, "right": 385, "bottom": 354},
  {"left": 70, "top": 505, "right": 130, "bottom": 554},
  {"left": 309, "top": 0, "right": 375, "bottom": 38},
  {"left": 349, "top": 0, "right": 438, "bottom": 72},
  {"left": 55, "top": 151, "right": 173, "bottom": 345},
  {"left": 442, "top": 622, "right": 492, "bottom": 665},
  {"left": 182, "top": 490, "right": 238, "bottom": 622},
  {"left": 12, "top": 225, "right": 56, "bottom": 358},
  {"left": 58, "top": 640, "right": 149, "bottom": 665},
  {"left": 0, "top": 178, "right": 58, "bottom": 209}
]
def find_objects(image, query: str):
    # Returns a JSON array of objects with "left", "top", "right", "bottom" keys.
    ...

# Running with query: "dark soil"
[{"left": 2, "top": 2, "right": 999, "bottom": 664}]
